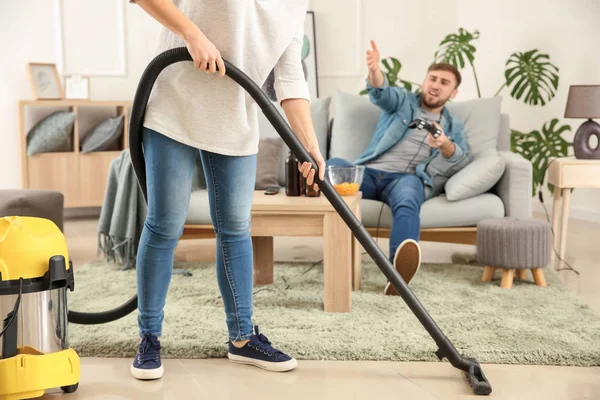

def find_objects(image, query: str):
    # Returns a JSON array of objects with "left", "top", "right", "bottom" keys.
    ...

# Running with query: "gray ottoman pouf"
[
  {"left": 0, "top": 189, "right": 64, "bottom": 232},
  {"left": 476, "top": 217, "right": 551, "bottom": 289}
]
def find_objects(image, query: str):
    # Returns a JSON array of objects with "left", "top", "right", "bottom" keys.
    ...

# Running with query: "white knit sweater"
[{"left": 141, "top": 0, "right": 311, "bottom": 156}]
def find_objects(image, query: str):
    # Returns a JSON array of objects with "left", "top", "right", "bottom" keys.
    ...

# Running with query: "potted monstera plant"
[{"left": 362, "top": 27, "right": 572, "bottom": 196}]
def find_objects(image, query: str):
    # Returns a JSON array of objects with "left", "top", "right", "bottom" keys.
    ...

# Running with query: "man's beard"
[{"left": 422, "top": 92, "right": 449, "bottom": 109}]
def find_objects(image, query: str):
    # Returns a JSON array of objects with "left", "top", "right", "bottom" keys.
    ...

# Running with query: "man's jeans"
[
  {"left": 327, "top": 158, "right": 425, "bottom": 261},
  {"left": 137, "top": 127, "right": 255, "bottom": 341}
]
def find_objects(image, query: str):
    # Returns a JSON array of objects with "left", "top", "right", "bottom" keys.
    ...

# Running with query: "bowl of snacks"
[{"left": 326, "top": 165, "right": 364, "bottom": 196}]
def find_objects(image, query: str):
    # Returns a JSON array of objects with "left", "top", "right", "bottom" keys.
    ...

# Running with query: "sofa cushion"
[
  {"left": 445, "top": 148, "right": 506, "bottom": 201},
  {"left": 497, "top": 113, "right": 511, "bottom": 152},
  {"left": 189, "top": 137, "right": 286, "bottom": 192},
  {"left": 257, "top": 96, "right": 331, "bottom": 186},
  {"left": 80, "top": 115, "right": 124, "bottom": 153},
  {"left": 187, "top": 190, "right": 506, "bottom": 228},
  {"left": 360, "top": 193, "right": 505, "bottom": 229},
  {"left": 186, "top": 190, "right": 212, "bottom": 225},
  {"left": 256, "top": 137, "right": 284, "bottom": 190},
  {"left": 445, "top": 96, "right": 502, "bottom": 156},
  {"left": 307, "top": 96, "right": 332, "bottom": 158},
  {"left": 191, "top": 153, "right": 206, "bottom": 190},
  {"left": 329, "top": 91, "right": 380, "bottom": 161},
  {"left": 26, "top": 111, "right": 75, "bottom": 155},
  {"left": 327, "top": 93, "right": 502, "bottom": 161}
]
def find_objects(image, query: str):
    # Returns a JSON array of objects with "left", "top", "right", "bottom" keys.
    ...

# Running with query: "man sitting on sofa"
[{"left": 326, "top": 40, "right": 471, "bottom": 295}]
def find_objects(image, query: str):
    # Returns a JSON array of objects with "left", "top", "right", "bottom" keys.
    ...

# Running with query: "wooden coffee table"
[{"left": 250, "top": 190, "right": 362, "bottom": 313}]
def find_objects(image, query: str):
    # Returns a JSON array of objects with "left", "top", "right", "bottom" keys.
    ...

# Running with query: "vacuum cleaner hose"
[
  {"left": 67, "top": 47, "right": 314, "bottom": 325},
  {"left": 66, "top": 46, "right": 491, "bottom": 396}
]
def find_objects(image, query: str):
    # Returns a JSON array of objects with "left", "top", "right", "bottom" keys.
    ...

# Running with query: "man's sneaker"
[
  {"left": 227, "top": 325, "right": 297, "bottom": 372},
  {"left": 130, "top": 333, "right": 163, "bottom": 380},
  {"left": 385, "top": 239, "right": 422, "bottom": 295}
]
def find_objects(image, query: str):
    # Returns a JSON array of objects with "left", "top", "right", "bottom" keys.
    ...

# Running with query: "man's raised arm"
[{"left": 365, "top": 40, "right": 405, "bottom": 113}]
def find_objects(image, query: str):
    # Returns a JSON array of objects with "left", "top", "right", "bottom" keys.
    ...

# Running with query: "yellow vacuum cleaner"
[{"left": 0, "top": 216, "right": 79, "bottom": 400}]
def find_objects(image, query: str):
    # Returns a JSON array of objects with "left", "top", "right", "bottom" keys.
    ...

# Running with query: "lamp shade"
[{"left": 564, "top": 85, "right": 600, "bottom": 118}]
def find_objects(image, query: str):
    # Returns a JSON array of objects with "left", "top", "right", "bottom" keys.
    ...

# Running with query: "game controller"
[{"left": 408, "top": 118, "right": 442, "bottom": 139}]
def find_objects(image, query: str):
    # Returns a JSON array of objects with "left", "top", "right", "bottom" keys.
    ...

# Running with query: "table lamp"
[{"left": 564, "top": 85, "right": 600, "bottom": 159}]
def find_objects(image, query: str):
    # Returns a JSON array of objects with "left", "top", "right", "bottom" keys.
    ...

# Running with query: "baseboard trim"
[
  {"left": 532, "top": 202, "right": 600, "bottom": 224},
  {"left": 64, "top": 207, "right": 101, "bottom": 219}
]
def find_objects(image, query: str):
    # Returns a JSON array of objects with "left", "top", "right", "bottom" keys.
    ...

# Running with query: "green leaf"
[
  {"left": 504, "top": 49, "right": 559, "bottom": 106},
  {"left": 391, "top": 58, "right": 401, "bottom": 75},
  {"left": 382, "top": 58, "right": 392, "bottom": 71},
  {"left": 433, "top": 28, "right": 480, "bottom": 69},
  {"left": 382, "top": 57, "right": 402, "bottom": 87},
  {"left": 510, "top": 119, "right": 572, "bottom": 196},
  {"left": 301, "top": 35, "right": 310, "bottom": 60}
]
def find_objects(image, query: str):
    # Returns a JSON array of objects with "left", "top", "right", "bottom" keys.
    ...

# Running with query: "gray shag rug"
[{"left": 67, "top": 259, "right": 600, "bottom": 366}]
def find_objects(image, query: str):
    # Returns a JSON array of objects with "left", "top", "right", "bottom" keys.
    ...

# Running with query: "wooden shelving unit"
[{"left": 19, "top": 99, "right": 132, "bottom": 208}]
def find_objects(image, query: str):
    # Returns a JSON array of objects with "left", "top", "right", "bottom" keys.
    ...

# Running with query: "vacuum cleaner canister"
[{"left": 0, "top": 216, "right": 80, "bottom": 399}]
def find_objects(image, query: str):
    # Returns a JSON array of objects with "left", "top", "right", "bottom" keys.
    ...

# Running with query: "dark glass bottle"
[
  {"left": 285, "top": 151, "right": 301, "bottom": 196},
  {"left": 305, "top": 179, "right": 320, "bottom": 197},
  {"left": 300, "top": 174, "right": 306, "bottom": 196}
]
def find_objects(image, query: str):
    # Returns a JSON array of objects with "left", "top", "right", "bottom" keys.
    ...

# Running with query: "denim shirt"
[{"left": 354, "top": 76, "right": 471, "bottom": 200}]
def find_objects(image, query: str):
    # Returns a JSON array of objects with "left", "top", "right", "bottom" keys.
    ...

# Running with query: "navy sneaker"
[
  {"left": 130, "top": 333, "right": 163, "bottom": 380},
  {"left": 227, "top": 326, "right": 297, "bottom": 372}
]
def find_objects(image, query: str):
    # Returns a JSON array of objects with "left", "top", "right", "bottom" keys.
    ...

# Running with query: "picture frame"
[
  {"left": 303, "top": 11, "right": 319, "bottom": 100},
  {"left": 65, "top": 75, "right": 90, "bottom": 99},
  {"left": 262, "top": 11, "right": 320, "bottom": 102},
  {"left": 27, "top": 63, "right": 64, "bottom": 100}
]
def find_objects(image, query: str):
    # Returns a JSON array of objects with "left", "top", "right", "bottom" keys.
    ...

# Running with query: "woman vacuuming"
[{"left": 129, "top": 0, "right": 325, "bottom": 380}]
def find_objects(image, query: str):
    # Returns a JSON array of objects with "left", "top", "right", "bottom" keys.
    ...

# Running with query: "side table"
[{"left": 547, "top": 157, "right": 600, "bottom": 268}]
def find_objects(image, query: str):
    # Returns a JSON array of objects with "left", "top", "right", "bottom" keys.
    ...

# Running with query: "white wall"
[
  {"left": 1, "top": 0, "right": 59, "bottom": 189},
  {"left": 2, "top": 0, "right": 599, "bottom": 219},
  {"left": 0, "top": 0, "right": 160, "bottom": 189}
]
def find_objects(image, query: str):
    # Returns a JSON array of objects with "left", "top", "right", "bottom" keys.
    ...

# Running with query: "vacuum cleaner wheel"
[{"left": 61, "top": 383, "right": 79, "bottom": 393}]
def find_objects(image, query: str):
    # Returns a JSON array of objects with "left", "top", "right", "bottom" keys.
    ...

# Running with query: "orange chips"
[{"left": 333, "top": 182, "right": 359, "bottom": 196}]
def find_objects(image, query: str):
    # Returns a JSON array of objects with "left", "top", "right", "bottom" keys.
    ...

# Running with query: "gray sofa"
[{"left": 183, "top": 91, "right": 533, "bottom": 244}]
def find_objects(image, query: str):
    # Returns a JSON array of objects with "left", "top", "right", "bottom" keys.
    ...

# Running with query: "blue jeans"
[
  {"left": 326, "top": 158, "right": 425, "bottom": 261},
  {"left": 137, "top": 127, "right": 256, "bottom": 341}
]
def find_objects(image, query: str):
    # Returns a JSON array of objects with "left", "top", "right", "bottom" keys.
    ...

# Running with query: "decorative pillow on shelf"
[
  {"left": 26, "top": 111, "right": 75, "bottom": 156},
  {"left": 80, "top": 115, "right": 124, "bottom": 153},
  {"left": 444, "top": 148, "right": 506, "bottom": 201},
  {"left": 255, "top": 136, "right": 284, "bottom": 190}
]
